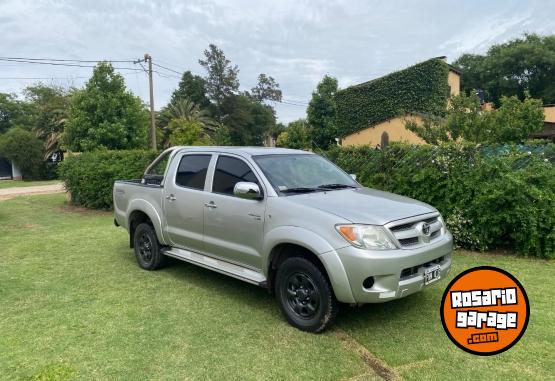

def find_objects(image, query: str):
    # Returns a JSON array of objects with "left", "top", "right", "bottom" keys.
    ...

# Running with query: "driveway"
[{"left": 0, "top": 182, "right": 65, "bottom": 200}]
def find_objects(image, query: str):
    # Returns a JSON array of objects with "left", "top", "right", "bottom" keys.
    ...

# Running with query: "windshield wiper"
[
  {"left": 280, "top": 187, "right": 323, "bottom": 194},
  {"left": 317, "top": 183, "right": 357, "bottom": 190}
]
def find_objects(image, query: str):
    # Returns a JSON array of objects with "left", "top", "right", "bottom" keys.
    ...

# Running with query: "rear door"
[
  {"left": 164, "top": 153, "right": 213, "bottom": 252},
  {"left": 203, "top": 154, "right": 266, "bottom": 270}
]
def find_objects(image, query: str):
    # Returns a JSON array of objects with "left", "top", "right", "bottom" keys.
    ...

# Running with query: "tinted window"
[
  {"left": 213, "top": 156, "right": 259, "bottom": 196},
  {"left": 175, "top": 155, "right": 211, "bottom": 190}
]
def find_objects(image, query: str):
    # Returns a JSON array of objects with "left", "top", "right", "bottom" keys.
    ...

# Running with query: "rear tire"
[
  {"left": 274, "top": 257, "right": 339, "bottom": 333},
  {"left": 133, "top": 223, "right": 167, "bottom": 270}
]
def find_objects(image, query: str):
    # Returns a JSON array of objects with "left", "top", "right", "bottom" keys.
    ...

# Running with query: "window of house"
[
  {"left": 175, "top": 154, "right": 211, "bottom": 190},
  {"left": 212, "top": 156, "right": 259, "bottom": 196}
]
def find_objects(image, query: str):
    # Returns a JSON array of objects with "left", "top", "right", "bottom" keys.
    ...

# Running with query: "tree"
[
  {"left": 276, "top": 119, "right": 311, "bottom": 149},
  {"left": 453, "top": 34, "right": 555, "bottom": 105},
  {"left": 170, "top": 71, "right": 211, "bottom": 109},
  {"left": 62, "top": 62, "right": 148, "bottom": 151},
  {"left": 307, "top": 75, "right": 338, "bottom": 149},
  {"left": 198, "top": 44, "right": 239, "bottom": 113},
  {"left": 167, "top": 119, "right": 213, "bottom": 146},
  {"left": 0, "top": 127, "right": 43, "bottom": 179},
  {"left": 250, "top": 74, "right": 282, "bottom": 102},
  {"left": 0, "top": 93, "right": 34, "bottom": 133},
  {"left": 220, "top": 94, "right": 275, "bottom": 145},
  {"left": 24, "top": 84, "right": 71, "bottom": 159},
  {"left": 157, "top": 99, "right": 217, "bottom": 148},
  {"left": 406, "top": 93, "right": 545, "bottom": 144}
]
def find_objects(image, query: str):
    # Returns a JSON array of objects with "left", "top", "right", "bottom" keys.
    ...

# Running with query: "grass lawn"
[
  {"left": 1, "top": 194, "right": 553, "bottom": 380},
  {"left": 0, "top": 180, "right": 60, "bottom": 189}
]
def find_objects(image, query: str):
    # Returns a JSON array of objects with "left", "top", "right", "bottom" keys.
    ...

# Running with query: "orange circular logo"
[{"left": 440, "top": 266, "right": 529, "bottom": 356}]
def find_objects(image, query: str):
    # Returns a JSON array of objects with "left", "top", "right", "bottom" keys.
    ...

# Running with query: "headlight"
[
  {"left": 437, "top": 215, "right": 446, "bottom": 234},
  {"left": 336, "top": 224, "right": 397, "bottom": 250}
]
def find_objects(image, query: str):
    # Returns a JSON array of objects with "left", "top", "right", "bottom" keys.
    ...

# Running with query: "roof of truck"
[{"left": 173, "top": 146, "right": 312, "bottom": 156}]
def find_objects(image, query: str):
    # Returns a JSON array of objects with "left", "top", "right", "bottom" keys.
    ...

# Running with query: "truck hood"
[{"left": 285, "top": 187, "right": 436, "bottom": 225}]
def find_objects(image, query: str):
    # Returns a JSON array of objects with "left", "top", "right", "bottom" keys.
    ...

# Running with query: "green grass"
[
  {"left": 0, "top": 180, "right": 60, "bottom": 189},
  {"left": 0, "top": 194, "right": 553, "bottom": 380}
]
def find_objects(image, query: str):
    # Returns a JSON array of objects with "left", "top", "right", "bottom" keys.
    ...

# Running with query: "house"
[
  {"left": 335, "top": 57, "right": 460, "bottom": 147},
  {"left": 530, "top": 105, "right": 555, "bottom": 142},
  {"left": 0, "top": 157, "right": 22, "bottom": 180}
]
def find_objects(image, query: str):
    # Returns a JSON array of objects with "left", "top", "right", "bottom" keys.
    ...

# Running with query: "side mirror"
[
  {"left": 233, "top": 182, "right": 262, "bottom": 200},
  {"left": 350, "top": 174, "right": 357, "bottom": 181}
]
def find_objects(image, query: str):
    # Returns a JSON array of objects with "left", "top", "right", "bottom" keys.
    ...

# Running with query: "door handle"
[
  {"left": 204, "top": 201, "right": 217, "bottom": 209},
  {"left": 166, "top": 194, "right": 176, "bottom": 201}
]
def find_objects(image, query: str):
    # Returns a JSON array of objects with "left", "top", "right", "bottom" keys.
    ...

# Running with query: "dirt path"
[{"left": 0, "top": 183, "right": 65, "bottom": 201}]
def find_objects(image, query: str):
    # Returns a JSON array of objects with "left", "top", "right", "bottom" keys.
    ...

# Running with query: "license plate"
[{"left": 424, "top": 265, "right": 441, "bottom": 285}]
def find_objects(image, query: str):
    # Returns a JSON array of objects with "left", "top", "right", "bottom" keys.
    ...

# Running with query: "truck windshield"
[{"left": 253, "top": 154, "right": 359, "bottom": 195}]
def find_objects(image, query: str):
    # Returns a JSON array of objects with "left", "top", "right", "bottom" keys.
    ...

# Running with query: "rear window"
[{"left": 175, "top": 155, "right": 211, "bottom": 190}]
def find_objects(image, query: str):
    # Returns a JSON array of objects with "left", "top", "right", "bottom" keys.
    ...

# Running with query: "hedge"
[
  {"left": 335, "top": 58, "right": 450, "bottom": 137},
  {"left": 326, "top": 143, "right": 555, "bottom": 258},
  {"left": 58, "top": 150, "right": 159, "bottom": 209}
]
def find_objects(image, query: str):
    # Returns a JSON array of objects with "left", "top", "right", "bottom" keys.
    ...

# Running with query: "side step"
[{"left": 162, "top": 247, "right": 267, "bottom": 286}]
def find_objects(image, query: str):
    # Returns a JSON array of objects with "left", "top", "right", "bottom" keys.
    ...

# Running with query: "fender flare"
[
  {"left": 127, "top": 199, "right": 168, "bottom": 245},
  {"left": 263, "top": 226, "right": 355, "bottom": 303}
]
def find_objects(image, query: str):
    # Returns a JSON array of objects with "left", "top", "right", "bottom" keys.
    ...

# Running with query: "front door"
[
  {"left": 164, "top": 153, "right": 212, "bottom": 253},
  {"left": 203, "top": 155, "right": 266, "bottom": 270}
]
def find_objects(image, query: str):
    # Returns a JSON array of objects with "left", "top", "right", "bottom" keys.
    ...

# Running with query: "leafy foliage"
[
  {"left": 169, "top": 71, "right": 212, "bottom": 110},
  {"left": 157, "top": 99, "right": 217, "bottom": 148},
  {"left": 24, "top": 84, "right": 71, "bottom": 159},
  {"left": 327, "top": 143, "right": 555, "bottom": 258},
  {"left": 335, "top": 58, "right": 450, "bottom": 137},
  {"left": 406, "top": 93, "right": 545, "bottom": 144},
  {"left": 249, "top": 74, "right": 282, "bottom": 102},
  {"left": 167, "top": 119, "right": 213, "bottom": 146},
  {"left": 276, "top": 119, "right": 311, "bottom": 149},
  {"left": 220, "top": 94, "right": 275, "bottom": 145},
  {"left": 307, "top": 75, "right": 338, "bottom": 149},
  {"left": 62, "top": 62, "right": 148, "bottom": 151},
  {"left": 199, "top": 44, "right": 240, "bottom": 112},
  {"left": 453, "top": 33, "right": 555, "bottom": 105},
  {"left": 0, "top": 92, "right": 35, "bottom": 133},
  {"left": 0, "top": 127, "right": 44, "bottom": 179},
  {"left": 58, "top": 150, "right": 159, "bottom": 209}
]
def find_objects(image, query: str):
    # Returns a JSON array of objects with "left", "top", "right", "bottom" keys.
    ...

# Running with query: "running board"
[{"left": 162, "top": 247, "right": 267, "bottom": 286}]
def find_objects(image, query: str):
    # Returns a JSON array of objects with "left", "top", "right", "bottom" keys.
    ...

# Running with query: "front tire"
[
  {"left": 275, "top": 257, "right": 339, "bottom": 333},
  {"left": 133, "top": 223, "right": 167, "bottom": 270}
]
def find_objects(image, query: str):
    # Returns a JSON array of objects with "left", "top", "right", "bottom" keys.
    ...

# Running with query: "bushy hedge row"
[
  {"left": 58, "top": 150, "right": 159, "bottom": 209},
  {"left": 326, "top": 143, "right": 555, "bottom": 258},
  {"left": 335, "top": 58, "right": 449, "bottom": 137}
]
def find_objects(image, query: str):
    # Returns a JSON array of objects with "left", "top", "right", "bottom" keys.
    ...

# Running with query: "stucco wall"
[
  {"left": 341, "top": 115, "right": 426, "bottom": 147},
  {"left": 544, "top": 106, "right": 555, "bottom": 123},
  {"left": 448, "top": 70, "right": 460, "bottom": 96}
]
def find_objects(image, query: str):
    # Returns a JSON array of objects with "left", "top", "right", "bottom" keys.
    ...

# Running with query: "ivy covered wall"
[{"left": 335, "top": 58, "right": 450, "bottom": 137}]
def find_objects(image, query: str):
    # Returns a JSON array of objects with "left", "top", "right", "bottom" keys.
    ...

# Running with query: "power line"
[
  {"left": 152, "top": 62, "right": 182, "bottom": 75},
  {"left": 0, "top": 58, "right": 143, "bottom": 71},
  {"left": 0, "top": 56, "right": 134, "bottom": 63}
]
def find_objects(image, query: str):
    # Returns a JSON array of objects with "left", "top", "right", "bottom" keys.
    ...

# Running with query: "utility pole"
[
  {"left": 144, "top": 54, "right": 157, "bottom": 150},
  {"left": 135, "top": 54, "right": 157, "bottom": 150}
]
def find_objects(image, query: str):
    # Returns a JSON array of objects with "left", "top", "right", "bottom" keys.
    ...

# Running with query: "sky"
[{"left": 1, "top": 0, "right": 554, "bottom": 123}]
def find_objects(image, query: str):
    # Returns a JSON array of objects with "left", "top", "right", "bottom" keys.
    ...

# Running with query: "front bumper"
[{"left": 334, "top": 232, "right": 453, "bottom": 304}]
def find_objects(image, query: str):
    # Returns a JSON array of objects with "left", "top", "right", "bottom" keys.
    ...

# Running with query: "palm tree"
[{"left": 157, "top": 99, "right": 217, "bottom": 148}]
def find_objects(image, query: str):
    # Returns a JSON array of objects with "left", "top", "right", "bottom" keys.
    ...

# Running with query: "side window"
[
  {"left": 213, "top": 156, "right": 259, "bottom": 196},
  {"left": 175, "top": 155, "right": 211, "bottom": 190}
]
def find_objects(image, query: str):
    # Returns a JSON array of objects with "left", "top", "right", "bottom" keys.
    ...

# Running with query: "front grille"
[
  {"left": 400, "top": 256, "right": 445, "bottom": 279},
  {"left": 387, "top": 215, "right": 443, "bottom": 248},
  {"left": 398, "top": 237, "right": 419, "bottom": 246}
]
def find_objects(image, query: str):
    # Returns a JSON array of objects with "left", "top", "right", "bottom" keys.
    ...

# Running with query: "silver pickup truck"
[{"left": 114, "top": 146, "right": 452, "bottom": 332}]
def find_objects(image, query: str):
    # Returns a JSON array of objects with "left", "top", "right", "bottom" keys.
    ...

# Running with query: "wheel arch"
[
  {"left": 263, "top": 226, "right": 355, "bottom": 303},
  {"left": 127, "top": 200, "right": 166, "bottom": 247}
]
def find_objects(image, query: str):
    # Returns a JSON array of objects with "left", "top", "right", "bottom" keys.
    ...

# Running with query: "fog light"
[{"left": 363, "top": 276, "right": 375, "bottom": 289}]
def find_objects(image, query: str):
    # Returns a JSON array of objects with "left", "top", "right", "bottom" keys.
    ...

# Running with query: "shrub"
[
  {"left": 58, "top": 150, "right": 159, "bottom": 209},
  {"left": 0, "top": 127, "right": 44, "bottom": 179},
  {"left": 328, "top": 143, "right": 555, "bottom": 258}
]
